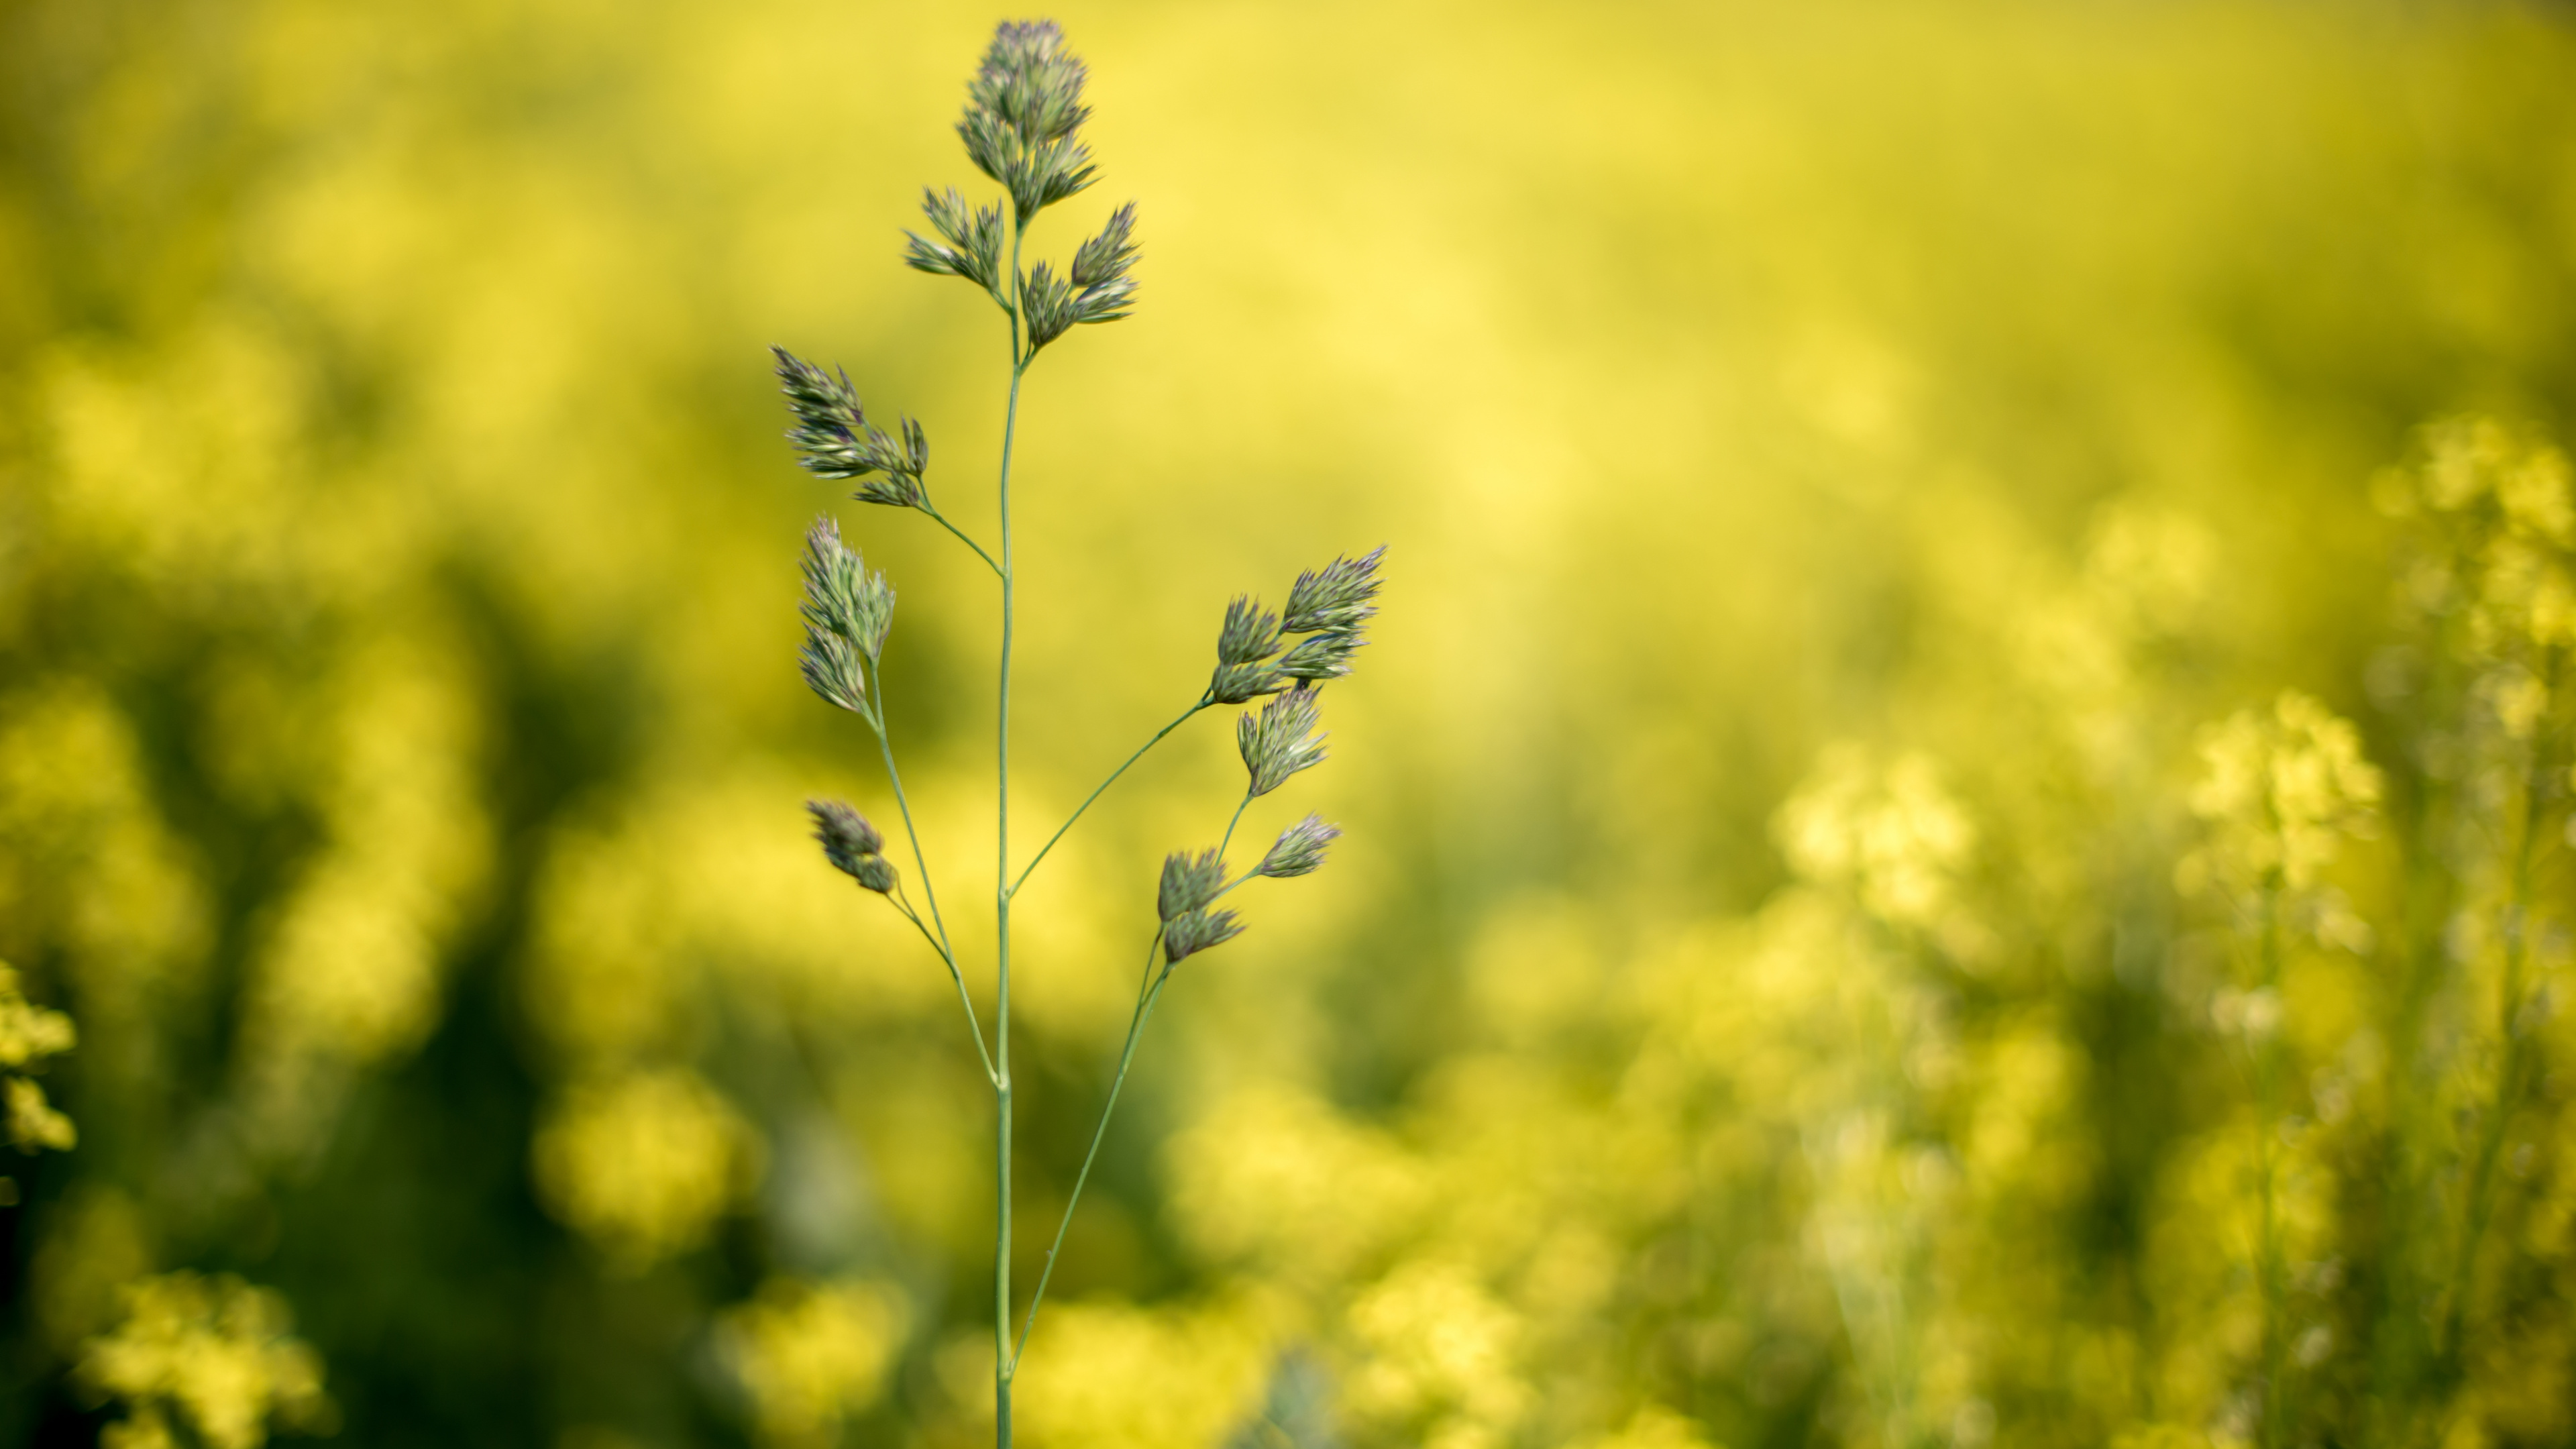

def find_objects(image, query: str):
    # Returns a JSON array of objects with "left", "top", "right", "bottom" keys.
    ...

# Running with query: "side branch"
[
  {"left": 1015, "top": 930, "right": 1171, "bottom": 1366},
  {"left": 1010, "top": 698, "right": 1210, "bottom": 899},
  {"left": 892, "top": 888, "right": 998, "bottom": 1085},
  {"left": 865, "top": 659, "right": 996, "bottom": 1079},
  {"left": 920, "top": 500, "right": 1006, "bottom": 578},
  {"left": 1016, "top": 845, "right": 1273, "bottom": 1362}
]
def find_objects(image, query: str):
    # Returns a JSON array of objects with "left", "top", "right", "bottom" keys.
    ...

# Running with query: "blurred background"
[{"left": 4, "top": 1, "right": 2575, "bottom": 1446}]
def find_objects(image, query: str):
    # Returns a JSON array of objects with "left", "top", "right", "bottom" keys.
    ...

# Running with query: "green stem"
[
  {"left": 1218, "top": 791, "right": 1252, "bottom": 858},
  {"left": 863, "top": 670, "right": 996, "bottom": 1084},
  {"left": 890, "top": 888, "right": 997, "bottom": 1085},
  {"left": 1014, "top": 794, "right": 1269, "bottom": 1368},
  {"left": 2438, "top": 649, "right": 2558, "bottom": 1375},
  {"left": 1010, "top": 699, "right": 1209, "bottom": 899},
  {"left": 1014, "top": 932, "right": 1172, "bottom": 1365},
  {"left": 2255, "top": 877, "right": 2286, "bottom": 1449},
  {"left": 993, "top": 218, "right": 1028, "bottom": 1449},
  {"left": 2364, "top": 578, "right": 2479, "bottom": 1448},
  {"left": 922, "top": 500, "right": 1006, "bottom": 578},
  {"left": 865, "top": 661, "right": 957, "bottom": 961}
]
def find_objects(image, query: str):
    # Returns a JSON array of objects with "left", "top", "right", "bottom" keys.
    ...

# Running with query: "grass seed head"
[
  {"left": 959, "top": 19, "right": 1097, "bottom": 222},
  {"left": 1208, "top": 596, "right": 1288, "bottom": 702},
  {"left": 798, "top": 517, "right": 893, "bottom": 712},
  {"left": 1162, "top": 908, "right": 1243, "bottom": 966},
  {"left": 1239, "top": 685, "right": 1327, "bottom": 797},
  {"left": 1159, "top": 848, "right": 1228, "bottom": 922},
  {"left": 1278, "top": 629, "right": 1365, "bottom": 683},
  {"left": 1283, "top": 546, "right": 1386, "bottom": 634},
  {"left": 771, "top": 346, "right": 930, "bottom": 505},
  {"left": 808, "top": 800, "right": 895, "bottom": 894},
  {"left": 1217, "top": 596, "right": 1283, "bottom": 665},
  {"left": 906, "top": 186, "right": 1006, "bottom": 290},
  {"left": 1256, "top": 814, "right": 1340, "bottom": 879}
]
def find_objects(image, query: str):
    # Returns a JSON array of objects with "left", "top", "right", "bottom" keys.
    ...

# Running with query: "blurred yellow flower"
[
  {"left": 1777, "top": 746, "right": 1977, "bottom": 936},
  {"left": 533, "top": 1067, "right": 763, "bottom": 1271},
  {"left": 1010, "top": 1298, "right": 1269, "bottom": 1449},
  {"left": 715, "top": 1276, "right": 909, "bottom": 1448},
  {"left": 79, "top": 1273, "right": 333, "bottom": 1449},
  {"left": 1344, "top": 1259, "right": 1529, "bottom": 1446},
  {"left": 0, "top": 963, "right": 76, "bottom": 1177},
  {"left": 2182, "top": 692, "right": 2380, "bottom": 898}
]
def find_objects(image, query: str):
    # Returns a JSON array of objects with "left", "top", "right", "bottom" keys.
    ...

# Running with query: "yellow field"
[{"left": 3, "top": 1, "right": 2573, "bottom": 1446}]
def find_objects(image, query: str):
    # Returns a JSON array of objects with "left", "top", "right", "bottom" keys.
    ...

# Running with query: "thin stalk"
[
  {"left": 1016, "top": 857, "right": 1264, "bottom": 1364},
  {"left": 2438, "top": 655, "right": 2558, "bottom": 1373},
  {"left": 889, "top": 887, "right": 998, "bottom": 1085},
  {"left": 1218, "top": 791, "right": 1252, "bottom": 857},
  {"left": 1011, "top": 698, "right": 1209, "bottom": 898},
  {"left": 862, "top": 670, "right": 996, "bottom": 1083},
  {"left": 865, "top": 661, "right": 959, "bottom": 963},
  {"left": 922, "top": 500, "right": 1006, "bottom": 578},
  {"left": 1014, "top": 931, "right": 1171, "bottom": 1364},
  {"left": 2254, "top": 877, "right": 2286, "bottom": 1449},
  {"left": 993, "top": 216, "right": 1028, "bottom": 1449},
  {"left": 2364, "top": 578, "right": 2478, "bottom": 1449}
]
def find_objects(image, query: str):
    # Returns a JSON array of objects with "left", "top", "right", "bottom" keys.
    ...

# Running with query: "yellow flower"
[
  {"left": 2185, "top": 692, "right": 2380, "bottom": 896},
  {"left": 533, "top": 1067, "right": 763, "bottom": 1271},
  {"left": 80, "top": 1273, "right": 332, "bottom": 1449},
  {"left": 715, "top": 1277, "right": 908, "bottom": 1448}
]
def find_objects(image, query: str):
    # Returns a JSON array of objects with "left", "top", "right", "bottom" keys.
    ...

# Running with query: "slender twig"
[{"left": 1010, "top": 698, "right": 1209, "bottom": 899}]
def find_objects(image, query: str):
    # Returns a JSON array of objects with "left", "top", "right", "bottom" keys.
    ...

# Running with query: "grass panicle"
[{"left": 771, "top": 21, "right": 1383, "bottom": 1446}]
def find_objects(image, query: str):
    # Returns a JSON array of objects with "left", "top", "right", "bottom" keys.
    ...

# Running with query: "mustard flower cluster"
[
  {"left": 0, "top": 963, "right": 76, "bottom": 1179},
  {"left": 79, "top": 1273, "right": 333, "bottom": 1449},
  {"left": 1776, "top": 746, "right": 1977, "bottom": 937},
  {"left": 714, "top": 1277, "right": 910, "bottom": 1449},
  {"left": 532, "top": 1067, "right": 764, "bottom": 1274},
  {"left": 2392, "top": 415, "right": 2576, "bottom": 664},
  {"left": 2181, "top": 690, "right": 2383, "bottom": 900}
]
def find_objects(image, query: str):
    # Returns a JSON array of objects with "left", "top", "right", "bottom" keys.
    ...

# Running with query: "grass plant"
[{"left": 771, "top": 22, "right": 1382, "bottom": 1446}]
